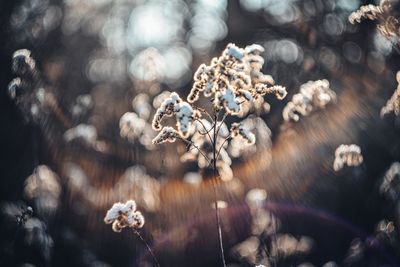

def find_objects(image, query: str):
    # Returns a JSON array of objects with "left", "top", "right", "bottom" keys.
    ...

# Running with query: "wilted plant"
[
  {"left": 349, "top": 0, "right": 400, "bottom": 39},
  {"left": 151, "top": 43, "right": 287, "bottom": 266}
]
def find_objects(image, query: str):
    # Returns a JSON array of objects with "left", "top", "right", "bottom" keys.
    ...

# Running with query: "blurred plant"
[
  {"left": 380, "top": 162, "right": 400, "bottom": 201},
  {"left": 381, "top": 71, "right": 400, "bottom": 117},
  {"left": 24, "top": 165, "right": 61, "bottom": 216},
  {"left": 333, "top": 144, "right": 363, "bottom": 171},
  {"left": 16, "top": 206, "right": 33, "bottom": 226},
  {"left": 151, "top": 43, "right": 286, "bottom": 266},
  {"left": 282, "top": 79, "right": 336, "bottom": 122},
  {"left": 104, "top": 200, "right": 159, "bottom": 267},
  {"left": 349, "top": 0, "right": 400, "bottom": 39}
]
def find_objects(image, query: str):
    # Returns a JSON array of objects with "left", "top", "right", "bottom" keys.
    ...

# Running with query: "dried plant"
[
  {"left": 104, "top": 200, "right": 160, "bottom": 267},
  {"left": 282, "top": 79, "right": 336, "bottom": 122},
  {"left": 349, "top": 0, "right": 400, "bottom": 38},
  {"left": 333, "top": 144, "right": 363, "bottom": 171},
  {"left": 151, "top": 43, "right": 286, "bottom": 266},
  {"left": 381, "top": 71, "right": 400, "bottom": 117}
]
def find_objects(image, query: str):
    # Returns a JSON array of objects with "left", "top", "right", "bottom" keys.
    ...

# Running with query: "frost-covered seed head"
[
  {"left": 104, "top": 200, "right": 145, "bottom": 232},
  {"left": 152, "top": 127, "right": 180, "bottom": 144}
]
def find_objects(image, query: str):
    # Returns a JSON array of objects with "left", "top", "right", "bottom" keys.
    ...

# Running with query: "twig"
[
  {"left": 178, "top": 137, "right": 212, "bottom": 166},
  {"left": 133, "top": 230, "right": 161, "bottom": 267},
  {"left": 195, "top": 119, "right": 214, "bottom": 144},
  {"left": 212, "top": 112, "right": 226, "bottom": 267},
  {"left": 216, "top": 136, "right": 231, "bottom": 161}
]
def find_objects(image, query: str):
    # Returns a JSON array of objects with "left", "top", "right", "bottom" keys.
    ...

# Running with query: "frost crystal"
[
  {"left": 333, "top": 144, "right": 363, "bottom": 171},
  {"left": 104, "top": 200, "right": 145, "bottom": 232}
]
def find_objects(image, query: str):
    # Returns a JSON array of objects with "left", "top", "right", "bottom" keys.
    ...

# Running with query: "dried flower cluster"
[
  {"left": 381, "top": 71, "right": 400, "bottom": 117},
  {"left": 104, "top": 200, "right": 145, "bottom": 232},
  {"left": 379, "top": 162, "right": 400, "bottom": 201},
  {"left": 333, "top": 144, "right": 363, "bottom": 171},
  {"left": 187, "top": 43, "right": 285, "bottom": 113},
  {"left": 152, "top": 43, "right": 286, "bottom": 181},
  {"left": 283, "top": 79, "right": 336, "bottom": 122},
  {"left": 349, "top": 0, "right": 400, "bottom": 38}
]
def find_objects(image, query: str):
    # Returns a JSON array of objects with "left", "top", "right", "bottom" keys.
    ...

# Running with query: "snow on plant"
[
  {"left": 151, "top": 43, "right": 287, "bottom": 266},
  {"left": 349, "top": 0, "right": 400, "bottom": 38},
  {"left": 283, "top": 79, "right": 336, "bottom": 122},
  {"left": 381, "top": 71, "right": 400, "bottom": 117},
  {"left": 104, "top": 200, "right": 144, "bottom": 232},
  {"left": 104, "top": 200, "right": 160, "bottom": 267},
  {"left": 333, "top": 144, "right": 363, "bottom": 171},
  {"left": 152, "top": 43, "right": 285, "bottom": 171}
]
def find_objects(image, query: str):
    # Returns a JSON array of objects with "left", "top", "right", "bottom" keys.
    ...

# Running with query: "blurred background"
[{"left": 1, "top": 0, "right": 400, "bottom": 266}]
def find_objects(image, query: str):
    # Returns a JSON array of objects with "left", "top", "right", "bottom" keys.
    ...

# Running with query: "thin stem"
[
  {"left": 216, "top": 136, "right": 231, "bottom": 161},
  {"left": 215, "top": 112, "right": 228, "bottom": 137},
  {"left": 133, "top": 230, "right": 161, "bottom": 267},
  {"left": 192, "top": 105, "right": 214, "bottom": 122},
  {"left": 212, "top": 112, "right": 226, "bottom": 267},
  {"left": 195, "top": 119, "right": 214, "bottom": 144},
  {"left": 178, "top": 137, "right": 212, "bottom": 166}
]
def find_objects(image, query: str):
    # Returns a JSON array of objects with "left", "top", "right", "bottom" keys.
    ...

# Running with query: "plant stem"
[
  {"left": 133, "top": 230, "right": 161, "bottom": 267},
  {"left": 212, "top": 112, "right": 226, "bottom": 267}
]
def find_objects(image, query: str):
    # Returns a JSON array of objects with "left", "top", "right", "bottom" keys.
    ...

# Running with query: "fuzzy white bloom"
[
  {"left": 380, "top": 162, "right": 400, "bottom": 201},
  {"left": 381, "top": 71, "right": 400, "bottom": 117},
  {"left": 119, "top": 112, "right": 146, "bottom": 142},
  {"left": 283, "top": 79, "right": 336, "bottom": 122},
  {"left": 333, "top": 144, "right": 363, "bottom": 171},
  {"left": 104, "top": 200, "right": 145, "bottom": 232},
  {"left": 230, "top": 122, "right": 256, "bottom": 145}
]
